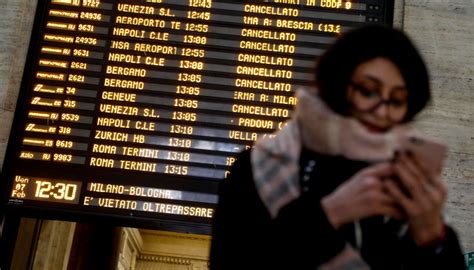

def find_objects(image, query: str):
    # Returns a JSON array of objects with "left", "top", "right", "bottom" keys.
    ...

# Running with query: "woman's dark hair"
[{"left": 315, "top": 24, "right": 430, "bottom": 121}]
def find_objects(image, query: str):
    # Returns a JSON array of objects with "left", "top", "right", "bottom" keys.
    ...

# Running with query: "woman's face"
[{"left": 346, "top": 57, "right": 409, "bottom": 132}]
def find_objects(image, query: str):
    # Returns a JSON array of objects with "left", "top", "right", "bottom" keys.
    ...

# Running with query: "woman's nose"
[{"left": 374, "top": 102, "right": 390, "bottom": 118}]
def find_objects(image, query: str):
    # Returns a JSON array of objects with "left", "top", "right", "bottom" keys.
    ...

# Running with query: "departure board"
[{"left": 1, "top": 0, "right": 393, "bottom": 234}]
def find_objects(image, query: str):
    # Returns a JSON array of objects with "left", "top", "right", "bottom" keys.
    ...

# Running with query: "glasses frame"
[{"left": 348, "top": 81, "right": 409, "bottom": 121}]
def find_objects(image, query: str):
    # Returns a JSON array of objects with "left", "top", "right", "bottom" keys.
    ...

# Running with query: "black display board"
[{"left": 1, "top": 0, "right": 394, "bottom": 234}]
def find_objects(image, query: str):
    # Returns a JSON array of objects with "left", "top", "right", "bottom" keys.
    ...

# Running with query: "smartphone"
[{"left": 399, "top": 134, "right": 448, "bottom": 177}]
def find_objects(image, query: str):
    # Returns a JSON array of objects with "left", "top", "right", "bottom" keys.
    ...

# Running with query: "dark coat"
[{"left": 210, "top": 148, "right": 465, "bottom": 270}]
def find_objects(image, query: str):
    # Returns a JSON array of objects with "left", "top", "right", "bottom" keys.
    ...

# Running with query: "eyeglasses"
[{"left": 348, "top": 81, "right": 408, "bottom": 120}]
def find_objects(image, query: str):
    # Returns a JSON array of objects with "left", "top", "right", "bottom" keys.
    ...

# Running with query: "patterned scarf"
[
  {"left": 251, "top": 88, "right": 413, "bottom": 218},
  {"left": 250, "top": 88, "right": 416, "bottom": 269}
]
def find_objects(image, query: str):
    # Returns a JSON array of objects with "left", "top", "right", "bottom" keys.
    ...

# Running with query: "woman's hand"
[
  {"left": 321, "top": 163, "right": 403, "bottom": 229},
  {"left": 384, "top": 152, "right": 447, "bottom": 246}
]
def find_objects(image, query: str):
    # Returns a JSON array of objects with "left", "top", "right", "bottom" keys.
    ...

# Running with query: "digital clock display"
[
  {"left": 11, "top": 175, "right": 81, "bottom": 204},
  {"left": 1, "top": 0, "right": 393, "bottom": 233}
]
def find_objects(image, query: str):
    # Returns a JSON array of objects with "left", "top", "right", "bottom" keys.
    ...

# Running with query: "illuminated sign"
[{"left": 1, "top": 0, "right": 393, "bottom": 234}]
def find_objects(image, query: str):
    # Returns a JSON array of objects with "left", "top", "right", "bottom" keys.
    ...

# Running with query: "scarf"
[
  {"left": 250, "top": 88, "right": 422, "bottom": 269},
  {"left": 251, "top": 88, "right": 414, "bottom": 218}
]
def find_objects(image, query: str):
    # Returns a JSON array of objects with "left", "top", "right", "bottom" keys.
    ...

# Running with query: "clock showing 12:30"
[{"left": 33, "top": 179, "right": 81, "bottom": 204}]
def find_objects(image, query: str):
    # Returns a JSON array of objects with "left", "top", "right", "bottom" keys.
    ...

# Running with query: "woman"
[{"left": 210, "top": 25, "right": 465, "bottom": 270}]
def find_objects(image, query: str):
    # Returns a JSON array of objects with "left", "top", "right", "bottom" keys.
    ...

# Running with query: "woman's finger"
[
  {"left": 393, "top": 157, "right": 427, "bottom": 200},
  {"left": 423, "top": 180, "right": 447, "bottom": 207},
  {"left": 384, "top": 179, "right": 416, "bottom": 216},
  {"left": 358, "top": 162, "right": 395, "bottom": 178},
  {"left": 360, "top": 189, "right": 404, "bottom": 219},
  {"left": 399, "top": 152, "right": 430, "bottom": 186}
]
